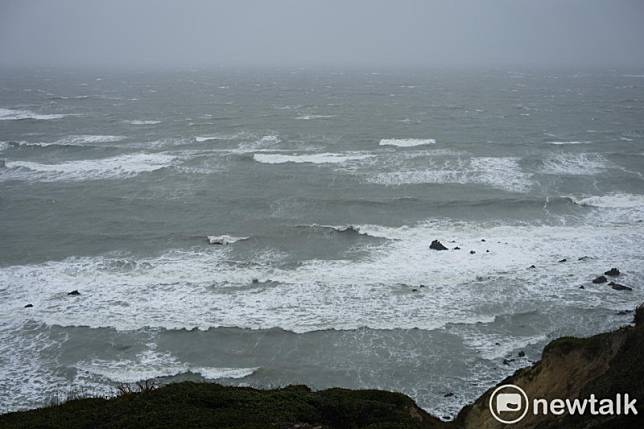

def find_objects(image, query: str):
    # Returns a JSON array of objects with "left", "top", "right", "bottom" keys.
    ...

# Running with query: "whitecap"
[
  {"left": 2, "top": 152, "right": 175, "bottom": 182},
  {"left": 124, "top": 120, "right": 161, "bottom": 125},
  {"left": 207, "top": 235, "right": 249, "bottom": 245},
  {"left": 254, "top": 152, "right": 372, "bottom": 165},
  {"left": 77, "top": 346, "right": 257, "bottom": 383},
  {"left": 0, "top": 107, "right": 68, "bottom": 121},
  {"left": 14, "top": 135, "right": 126, "bottom": 147},
  {"left": 368, "top": 157, "right": 531, "bottom": 193},
  {"left": 295, "top": 114, "right": 336, "bottom": 120},
  {"left": 379, "top": 138, "right": 436, "bottom": 147},
  {"left": 540, "top": 153, "right": 607, "bottom": 175},
  {"left": 546, "top": 141, "right": 591, "bottom": 145}
]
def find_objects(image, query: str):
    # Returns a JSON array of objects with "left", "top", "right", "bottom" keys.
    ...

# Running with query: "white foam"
[
  {"left": 1, "top": 219, "right": 641, "bottom": 334},
  {"left": 295, "top": 114, "right": 336, "bottom": 120},
  {"left": 571, "top": 193, "right": 644, "bottom": 209},
  {"left": 368, "top": 157, "right": 531, "bottom": 193},
  {"left": 540, "top": 153, "right": 607, "bottom": 175},
  {"left": 0, "top": 107, "right": 68, "bottom": 121},
  {"left": 207, "top": 235, "right": 249, "bottom": 245},
  {"left": 254, "top": 152, "right": 372, "bottom": 165},
  {"left": 546, "top": 141, "right": 591, "bottom": 145},
  {"left": 379, "top": 138, "right": 436, "bottom": 147},
  {"left": 78, "top": 346, "right": 257, "bottom": 383},
  {"left": 124, "top": 120, "right": 161, "bottom": 125},
  {"left": 16, "top": 135, "right": 126, "bottom": 147},
  {"left": 195, "top": 136, "right": 218, "bottom": 143},
  {"left": 237, "top": 135, "right": 281, "bottom": 152},
  {"left": 2, "top": 152, "right": 175, "bottom": 182}
]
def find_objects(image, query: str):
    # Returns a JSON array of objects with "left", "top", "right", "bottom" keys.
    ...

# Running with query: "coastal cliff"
[{"left": 1, "top": 305, "right": 642, "bottom": 429}]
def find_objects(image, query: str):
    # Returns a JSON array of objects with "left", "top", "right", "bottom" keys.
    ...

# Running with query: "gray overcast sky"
[{"left": 1, "top": 0, "right": 643, "bottom": 69}]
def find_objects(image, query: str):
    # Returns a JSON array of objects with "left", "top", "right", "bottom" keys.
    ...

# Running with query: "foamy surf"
[
  {"left": 2, "top": 152, "right": 176, "bottom": 182},
  {"left": 368, "top": 157, "right": 531, "bottom": 193},
  {"left": 379, "top": 138, "right": 436, "bottom": 147},
  {"left": 9, "top": 135, "right": 126, "bottom": 147},
  {"left": 207, "top": 235, "right": 249, "bottom": 245},
  {"left": 77, "top": 347, "right": 257, "bottom": 383},
  {"left": 254, "top": 152, "right": 372, "bottom": 165},
  {"left": 0, "top": 107, "right": 68, "bottom": 121},
  {"left": 540, "top": 153, "right": 608, "bottom": 175},
  {"left": 2, "top": 218, "right": 642, "bottom": 333}
]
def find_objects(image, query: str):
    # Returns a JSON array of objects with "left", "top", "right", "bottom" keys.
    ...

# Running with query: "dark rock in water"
[
  {"left": 608, "top": 282, "right": 632, "bottom": 291},
  {"left": 481, "top": 239, "right": 486, "bottom": 242},
  {"left": 419, "top": 284, "right": 425, "bottom": 288},
  {"left": 528, "top": 265, "right": 536, "bottom": 269},
  {"left": 251, "top": 278, "right": 259, "bottom": 284},
  {"left": 616, "top": 310, "right": 633, "bottom": 316},
  {"left": 495, "top": 342, "right": 500, "bottom": 346},
  {"left": 518, "top": 351, "right": 526, "bottom": 357},
  {"left": 578, "top": 256, "right": 590, "bottom": 261},
  {"left": 67, "top": 290, "right": 81, "bottom": 296},
  {"left": 24, "top": 304, "right": 33, "bottom": 308},
  {"left": 592, "top": 275, "right": 607, "bottom": 284},
  {"left": 469, "top": 250, "right": 476, "bottom": 255},
  {"left": 453, "top": 246, "right": 460, "bottom": 250},
  {"left": 604, "top": 268, "right": 620, "bottom": 277},
  {"left": 429, "top": 240, "right": 448, "bottom": 251},
  {"left": 579, "top": 285, "right": 585, "bottom": 289},
  {"left": 411, "top": 288, "right": 419, "bottom": 292},
  {"left": 558, "top": 258, "right": 567, "bottom": 263},
  {"left": 502, "top": 358, "right": 515, "bottom": 365},
  {"left": 485, "top": 249, "right": 490, "bottom": 253},
  {"left": 443, "top": 392, "right": 454, "bottom": 398}
]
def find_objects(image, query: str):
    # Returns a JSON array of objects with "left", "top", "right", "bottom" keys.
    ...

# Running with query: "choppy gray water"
[{"left": 1, "top": 68, "right": 643, "bottom": 419}]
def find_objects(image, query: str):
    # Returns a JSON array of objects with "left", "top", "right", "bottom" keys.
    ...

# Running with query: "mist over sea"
[{"left": 1, "top": 68, "right": 643, "bottom": 418}]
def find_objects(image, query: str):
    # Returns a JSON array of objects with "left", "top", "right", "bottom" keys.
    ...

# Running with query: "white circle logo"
[{"left": 489, "top": 384, "right": 529, "bottom": 424}]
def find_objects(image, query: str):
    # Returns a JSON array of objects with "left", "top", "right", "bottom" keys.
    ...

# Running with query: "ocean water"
[{"left": 1, "top": 68, "right": 643, "bottom": 419}]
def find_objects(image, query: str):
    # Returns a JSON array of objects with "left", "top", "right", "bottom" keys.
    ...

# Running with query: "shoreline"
[{"left": 1, "top": 304, "right": 642, "bottom": 428}]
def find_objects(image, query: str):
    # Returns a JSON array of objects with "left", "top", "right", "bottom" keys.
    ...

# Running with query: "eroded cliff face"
[{"left": 452, "top": 305, "right": 644, "bottom": 429}]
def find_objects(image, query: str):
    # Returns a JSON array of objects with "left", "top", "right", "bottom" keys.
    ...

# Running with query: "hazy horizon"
[{"left": 1, "top": 0, "right": 644, "bottom": 69}]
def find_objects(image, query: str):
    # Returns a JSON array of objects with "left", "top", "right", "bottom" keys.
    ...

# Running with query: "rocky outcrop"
[
  {"left": 592, "top": 275, "right": 607, "bottom": 284},
  {"left": 453, "top": 304, "right": 644, "bottom": 428},
  {"left": 609, "top": 281, "right": 632, "bottom": 291},
  {"left": 430, "top": 240, "right": 449, "bottom": 251}
]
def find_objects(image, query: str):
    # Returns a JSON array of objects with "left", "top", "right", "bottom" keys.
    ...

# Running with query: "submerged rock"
[
  {"left": 605, "top": 268, "right": 621, "bottom": 277},
  {"left": 469, "top": 250, "right": 476, "bottom": 254},
  {"left": 429, "top": 240, "right": 448, "bottom": 251},
  {"left": 558, "top": 258, "right": 567, "bottom": 263},
  {"left": 518, "top": 351, "right": 526, "bottom": 357},
  {"left": 528, "top": 264, "right": 536, "bottom": 269},
  {"left": 578, "top": 256, "right": 591, "bottom": 261},
  {"left": 453, "top": 246, "right": 460, "bottom": 250},
  {"left": 609, "top": 282, "right": 632, "bottom": 291},
  {"left": 592, "top": 275, "right": 607, "bottom": 284}
]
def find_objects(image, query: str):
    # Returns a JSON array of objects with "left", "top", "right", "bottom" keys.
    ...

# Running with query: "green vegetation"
[{"left": 0, "top": 383, "right": 445, "bottom": 429}]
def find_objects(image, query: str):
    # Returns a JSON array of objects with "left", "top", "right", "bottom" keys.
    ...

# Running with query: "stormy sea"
[{"left": 1, "top": 68, "right": 643, "bottom": 419}]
